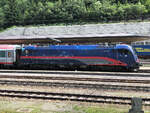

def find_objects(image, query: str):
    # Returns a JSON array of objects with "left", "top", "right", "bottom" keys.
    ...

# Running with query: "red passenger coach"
[{"left": 0, "top": 45, "right": 21, "bottom": 67}]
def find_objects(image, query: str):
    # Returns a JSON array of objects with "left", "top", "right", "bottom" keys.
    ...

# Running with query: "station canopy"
[{"left": 0, "top": 34, "right": 149, "bottom": 44}]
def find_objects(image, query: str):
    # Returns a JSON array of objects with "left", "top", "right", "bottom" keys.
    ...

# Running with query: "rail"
[
  {"left": 0, "top": 80, "right": 150, "bottom": 92},
  {"left": 0, "top": 89, "right": 149, "bottom": 106}
]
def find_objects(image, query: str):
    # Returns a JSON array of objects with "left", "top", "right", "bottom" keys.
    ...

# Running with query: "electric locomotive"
[
  {"left": 0, "top": 44, "right": 140, "bottom": 71},
  {"left": 18, "top": 44, "right": 140, "bottom": 71}
]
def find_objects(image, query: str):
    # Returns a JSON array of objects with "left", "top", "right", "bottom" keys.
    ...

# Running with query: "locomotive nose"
[
  {"left": 136, "top": 58, "right": 142, "bottom": 66},
  {"left": 137, "top": 62, "right": 143, "bottom": 66}
]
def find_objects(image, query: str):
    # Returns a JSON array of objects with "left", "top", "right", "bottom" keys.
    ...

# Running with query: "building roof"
[{"left": 0, "top": 22, "right": 150, "bottom": 44}]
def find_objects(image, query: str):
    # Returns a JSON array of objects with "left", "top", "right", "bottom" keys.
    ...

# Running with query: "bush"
[
  {"left": 0, "top": 8, "right": 5, "bottom": 27},
  {"left": 122, "top": 3, "right": 147, "bottom": 20}
]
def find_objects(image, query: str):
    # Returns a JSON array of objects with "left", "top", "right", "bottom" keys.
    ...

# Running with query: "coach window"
[
  {"left": 8, "top": 52, "right": 11, "bottom": 57},
  {"left": 0, "top": 51, "right": 6, "bottom": 57},
  {"left": 145, "top": 42, "right": 150, "bottom": 45}
]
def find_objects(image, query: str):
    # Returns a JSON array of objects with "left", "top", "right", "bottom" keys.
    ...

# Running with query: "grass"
[
  {"left": 0, "top": 99, "right": 149, "bottom": 113},
  {"left": 0, "top": 110, "right": 20, "bottom": 113},
  {"left": 72, "top": 105, "right": 129, "bottom": 113},
  {"left": 0, "top": 100, "right": 130, "bottom": 113},
  {"left": 0, "top": 101, "right": 150, "bottom": 113}
]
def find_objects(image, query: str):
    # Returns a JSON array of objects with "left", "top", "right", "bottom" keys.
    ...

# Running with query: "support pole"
[{"left": 129, "top": 97, "right": 144, "bottom": 113}]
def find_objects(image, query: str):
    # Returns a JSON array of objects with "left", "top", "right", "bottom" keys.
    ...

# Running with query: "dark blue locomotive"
[
  {"left": 18, "top": 44, "right": 140, "bottom": 71},
  {"left": 0, "top": 44, "right": 140, "bottom": 71}
]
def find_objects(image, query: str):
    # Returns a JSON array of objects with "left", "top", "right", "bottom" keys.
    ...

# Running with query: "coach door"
[
  {"left": 15, "top": 49, "right": 21, "bottom": 64},
  {"left": 6, "top": 50, "right": 14, "bottom": 65},
  {"left": 0, "top": 50, "right": 7, "bottom": 65}
]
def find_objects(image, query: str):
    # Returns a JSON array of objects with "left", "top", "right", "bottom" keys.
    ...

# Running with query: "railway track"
[
  {"left": 0, "top": 69, "right": 150, "bottom": 77},
  {"left": 0, "top": 69, "right": 150, "bottom": 105},
  {"left": 0, "top": 69, "right": 149, "bottom": 92},
  {"left": 0, "top": 80, "right": 150, "bottom": 92},
  {"left": 0, "top": 75, "right": 150, "bottom": 84},
  {"left": 0, "top": 89, "right": 150, "bottom": 106}
]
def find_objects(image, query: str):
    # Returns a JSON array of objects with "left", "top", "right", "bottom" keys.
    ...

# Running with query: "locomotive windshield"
[{"left": 117, "top": 49, "right": 132, "bottom": 56}]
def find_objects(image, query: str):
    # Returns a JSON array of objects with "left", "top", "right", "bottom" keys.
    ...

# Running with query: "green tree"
[
  {"left": 141, "top": 0, "right": 150, "bottom": 12},
  {"left": 3, "top": 0, "right": 18, "bottom": 25},
  {"left": 63, "top": 0, "right": 87, "bottom": 21},
  {"left": 0, "top": 8, "right": 5, "bottom": 27},
  {"left": 122, "top": 3, "right": 147, "bottom": 20}
]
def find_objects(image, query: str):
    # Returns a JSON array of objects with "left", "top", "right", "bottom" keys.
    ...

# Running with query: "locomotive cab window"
[
  {"left": 118, "top": 49, "right": 131, "bottom": 57},
  {"left": 0, "top": 51, "right": 6, "bottom": 57}
]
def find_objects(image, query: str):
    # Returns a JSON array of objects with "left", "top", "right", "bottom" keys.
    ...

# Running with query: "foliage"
[
  {"left": 0, "top": 8, "right": 5, "bottom": 27},
  {"left": 121, "top": 3, "right": 147, "bottom": 20},
  {"left": 0, "top": 0, "right": 150, "bottom": 29},
  {"left": 142, "top": 0, "right": 150, "bottom": 12}
]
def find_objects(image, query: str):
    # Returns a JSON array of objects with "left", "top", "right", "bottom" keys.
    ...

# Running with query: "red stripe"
[
  {"left": 0, "top": 45, "right": 16, "bottom": 49},
  {"left": 88, "top": 64, "right": 126, "bottom": 66},
  {"left": 0, "top": 62, "right": 13, "bottom": 64},
  {"left": 21, "top": 56, "right": 127, "bottom": 66}
]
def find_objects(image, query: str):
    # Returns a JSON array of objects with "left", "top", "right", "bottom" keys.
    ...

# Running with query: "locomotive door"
[{"left": 117, "top": 49, "right": 131, "bottom": 65}]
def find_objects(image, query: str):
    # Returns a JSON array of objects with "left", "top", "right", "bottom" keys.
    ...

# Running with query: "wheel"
[{"left": 129, "top": 68, "right": 139, "bottom": 72}]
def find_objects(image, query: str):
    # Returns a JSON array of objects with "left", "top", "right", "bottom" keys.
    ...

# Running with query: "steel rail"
[
  {"left": 0, "top": 75, "right": 150, "bottom": 84},
  {"left": 0, "top": 80, "right": 150, "bottom": 92},
  {"left": 0, "top": 70, "right": 150, "bottom": 77},
  {"left": 0, "top": 89, "right": 149, "bottom": 105}
]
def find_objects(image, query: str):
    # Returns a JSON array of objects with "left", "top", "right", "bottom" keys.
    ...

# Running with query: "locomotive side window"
[
  {"left": 25, "top": 50, "right": 33, "bottom": 56},
  {"left": 25, "top": 50, "right": 29, "bottom": 56},
  {"left": 0, "top": 51, "right": 6, "bottom": 57}
]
